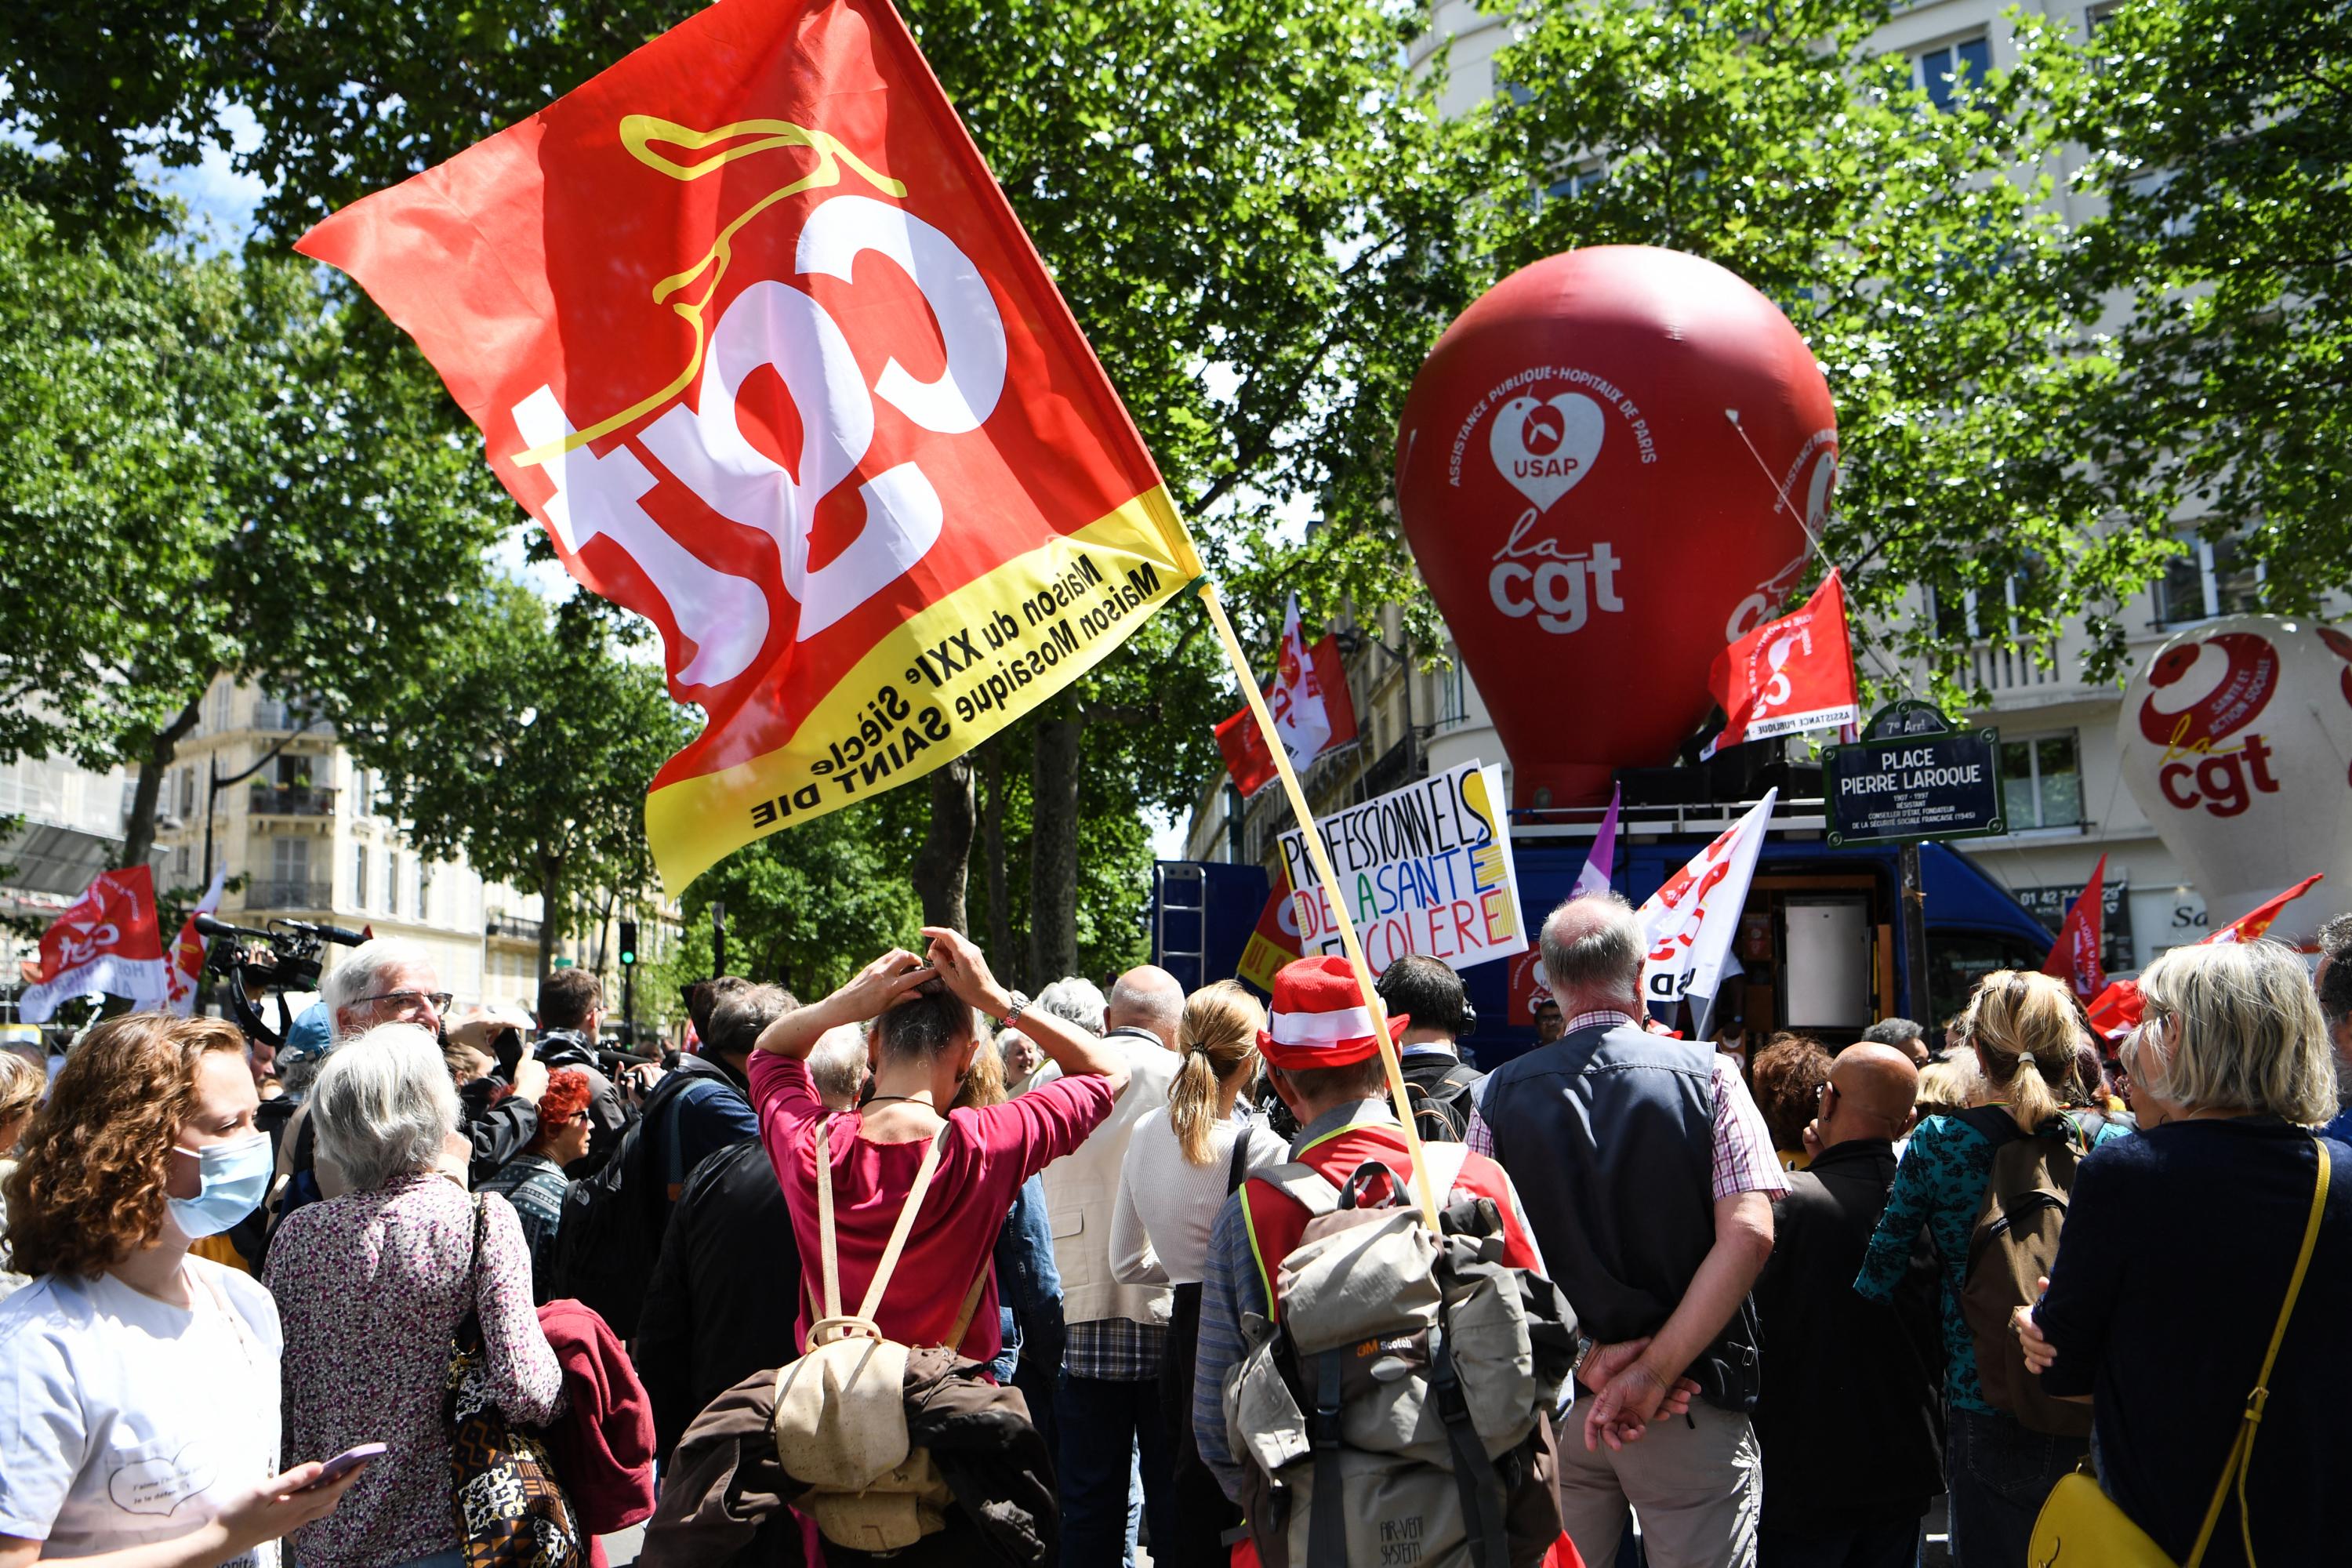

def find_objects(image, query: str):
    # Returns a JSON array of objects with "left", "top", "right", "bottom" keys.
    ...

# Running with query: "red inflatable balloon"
[{"left": 1396, "top": 246, "right": 1837, "bottom": 808}]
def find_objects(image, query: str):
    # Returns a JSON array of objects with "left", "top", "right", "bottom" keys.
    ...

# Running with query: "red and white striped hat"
[{"left": 1258, "top": 955, "right": 1406, "bottom": 1070}]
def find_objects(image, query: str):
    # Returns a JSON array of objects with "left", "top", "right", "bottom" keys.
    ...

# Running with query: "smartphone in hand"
[{"left": 297, "top": 1443, "right": 388, "bottom": 1492}]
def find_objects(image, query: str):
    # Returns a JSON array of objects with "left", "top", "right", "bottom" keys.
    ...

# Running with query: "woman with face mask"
[{"left": 0, "top": 1014, "right": 363, "bottom": 1568}]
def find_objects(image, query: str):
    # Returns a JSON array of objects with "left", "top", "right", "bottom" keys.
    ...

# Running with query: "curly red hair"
[
  {"left": 2, "top": 1014, "right": 247, "bottom": 1278},
  {"left": 523, "top": 1066, "right": 594, "bottom": 1156}
]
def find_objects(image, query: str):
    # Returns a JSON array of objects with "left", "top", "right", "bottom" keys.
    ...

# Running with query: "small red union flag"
[
  {"left": 1702, "top": 569, "right": 1860, "bottom": 758},
  {"left": 1213, "top": 633, "right": 1357, "bottom": 796},
  {"left": 2041, "top": 855, "right": 2109, "bottom": 1002},
  {"left": 299, "top": 0, "right": 1201, "bottom": 891}
]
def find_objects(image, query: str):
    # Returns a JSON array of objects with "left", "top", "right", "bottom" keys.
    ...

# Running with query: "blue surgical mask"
[{"left": 168, "top": 1132, "right": 274, "bottom": 1239}]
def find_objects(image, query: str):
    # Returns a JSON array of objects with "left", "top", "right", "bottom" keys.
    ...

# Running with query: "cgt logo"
[
  {"left": 1488, "top": 514, "right": 1624, "bottom": 634},
  {"left": 2158, "top": 731, "right": 2279, "bottom": 818}
]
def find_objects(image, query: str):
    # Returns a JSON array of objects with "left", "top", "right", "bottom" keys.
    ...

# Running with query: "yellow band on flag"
[{"left": 645, "top": 485, "right": 1200, "bottom": 889}]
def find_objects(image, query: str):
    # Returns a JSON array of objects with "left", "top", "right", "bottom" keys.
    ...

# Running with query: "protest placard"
[{"left": 1278, "top": 760, "right": 1526, "bottom": 974}]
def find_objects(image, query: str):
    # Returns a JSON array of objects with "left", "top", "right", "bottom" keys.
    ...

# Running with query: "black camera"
[{"left": 198, "top": 914, "right": 365, "bottom": 1048}]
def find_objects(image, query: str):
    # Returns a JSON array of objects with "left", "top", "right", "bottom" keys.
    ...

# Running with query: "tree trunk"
[
  {"left": 535, "top": 855, "right": 564, "bottom": 985},
  {"left": 121, "top": 695, "right": 205, "bottom": 872},
  {"left": 982, "top": 740, "right": 1014, "bottom": 982},
  {"left": 1028, "top": 700, "right": 1083, "bottom": 984},
  {"left": 913, "top": 756, "right": 975, "bottom": 934}
]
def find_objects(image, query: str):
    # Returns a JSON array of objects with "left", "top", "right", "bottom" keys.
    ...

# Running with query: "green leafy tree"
[
  {"left": 2, "top": 0, "right": 1479, "bottom": 960},
  {"left": 2044, "top": 0, "right": 2352, "bottom": 613},
  {"left": 1475, "top": 0, "right": 2179, "bottom": 699},
  {"left": 0, "top": 182, "right": 509, "bottom": 866},
  {"left": 677, "top": 796, "right": 929, "bottom": 998},
  {"left": 343, "top": 582, "right": 696, "bottom": 981}
]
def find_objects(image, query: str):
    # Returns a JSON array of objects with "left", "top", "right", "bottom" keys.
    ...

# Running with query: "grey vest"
[{"left": 1482, "top": 1022, "right": 1717, "bottom": 1344}]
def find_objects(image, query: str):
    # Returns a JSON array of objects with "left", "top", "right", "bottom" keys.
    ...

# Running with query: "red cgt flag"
[
  {"left": 298, "top": 0, "right": 1202, "bottom": 891},
  {"left": 19, "top": 866, "right": 169, "bottom": 1022},
  {"left": 2085, "top": 872, "right": 2325, "bottom": 1034},
  {"left": 2041, "top": 855, "right": 2109, "bottom": 1001},
  {"left": 1213, "top": 634, "right": 1358, "bottom": 796},
  {"left": 1701, "top": 569, "right": 1860, "bottom": 759}
]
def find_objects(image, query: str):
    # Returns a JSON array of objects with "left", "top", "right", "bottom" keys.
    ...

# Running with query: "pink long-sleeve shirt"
[{"left": 751, "top": 1051, "right": 1114, "bottom": 1362}]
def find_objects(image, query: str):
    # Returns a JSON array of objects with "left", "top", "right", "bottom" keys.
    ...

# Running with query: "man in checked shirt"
[{"left": 1467, "top": 893, "right": 1785, "bottom": 1568}]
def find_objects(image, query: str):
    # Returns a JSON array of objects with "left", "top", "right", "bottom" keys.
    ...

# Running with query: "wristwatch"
[
  {"left": 998, "top": 989, "right": 1032, "bottom": 1027},
  {"left": 1572, "top": 1334, "right": 1599, "bottom": 1388}
]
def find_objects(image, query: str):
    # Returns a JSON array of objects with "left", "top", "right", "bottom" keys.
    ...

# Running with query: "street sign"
[
  {"left": 1824, "top": 724, "right": 2005, "bottom": 846},
  {"left": 1862, "top": 699, "right": 1955, "bottom": 742}
]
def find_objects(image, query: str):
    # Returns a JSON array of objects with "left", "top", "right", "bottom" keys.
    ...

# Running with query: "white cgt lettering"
[
  {"left": 1487, "top": 543, "right": 1623, "bottom": 634},
  {"left": 514, "top": 388, "right": 773, "bottom": 688},
  {"left": 517, "top": 192, "right": 1009, "bottom": 675}
]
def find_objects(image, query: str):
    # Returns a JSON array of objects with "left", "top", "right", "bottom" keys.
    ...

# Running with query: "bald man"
[
  {"left": 1103, "top": 964, "right": 1185, "bottom": 1051},
  {"left": 1751, "top": 1044, "right": 1945, "bottom": 1568},
  {"left": 1040, "top": 962, "right": 1187, "bottom": 1564}
]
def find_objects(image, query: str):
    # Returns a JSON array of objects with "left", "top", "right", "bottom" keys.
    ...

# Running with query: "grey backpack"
[{"left": 1222, "top": 1149, "right": 1577, "bottom": 1568}]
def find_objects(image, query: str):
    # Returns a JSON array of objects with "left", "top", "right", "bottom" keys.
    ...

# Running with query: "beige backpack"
[{"left": 768, "top": 1120, "right": 989, "bottom": 1552}]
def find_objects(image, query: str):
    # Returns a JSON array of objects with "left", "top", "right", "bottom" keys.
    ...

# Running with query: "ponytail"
[
  {"left": 1168, "top": 981, "right": 1266, "bottom": 1167},
  {"left": 1965, "top": 970, "right": 2077, "bottom": 1132}
]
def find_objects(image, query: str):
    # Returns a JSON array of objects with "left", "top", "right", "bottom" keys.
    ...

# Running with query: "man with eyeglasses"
[
  {"left": 1751, "top": 1044, "right": 1944, "bottom": 1568},
  {"left": 269, "top": 941, "right": 549, "bottom": 1241}
]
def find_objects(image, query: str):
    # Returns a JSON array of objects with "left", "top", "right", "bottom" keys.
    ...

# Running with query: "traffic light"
[{"left": 619, "top": 919, "right": 639, "bottom": 967}]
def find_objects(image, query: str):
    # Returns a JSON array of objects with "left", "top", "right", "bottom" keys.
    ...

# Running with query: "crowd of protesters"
[{"left": 0, "top": 895, "right": 2347, "bottom": 1568}]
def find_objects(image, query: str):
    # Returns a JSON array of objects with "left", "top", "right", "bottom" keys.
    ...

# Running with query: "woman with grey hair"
[
  {"left": 263, "top": 1025, "right": 561, "bottom": 1568},
  {"left": 2018, "top": 939, "right": 2352, "bottom": 1564},
  {"left": 1035, "top": 975, "right": 1108, "bottom": 1036}
]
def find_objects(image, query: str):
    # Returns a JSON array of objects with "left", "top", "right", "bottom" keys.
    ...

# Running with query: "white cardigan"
[
  {"left": 1036, "top": 1030, "right": 1181, "bottom": 1329},
  {"left": 1109, "top": 1108, "right": 1290, "bottom": 1287}
]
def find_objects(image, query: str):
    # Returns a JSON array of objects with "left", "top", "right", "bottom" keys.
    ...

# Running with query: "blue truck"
[{"left": 1151, "top": 797, "right": 2055, "bottom": 1067}]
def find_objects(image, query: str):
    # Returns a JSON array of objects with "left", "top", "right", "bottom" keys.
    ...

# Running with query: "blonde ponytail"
[
  {"left": 1168, "top": 981, "right": 1265, "bottom": 1166},
  {"left": 1965, "top": 970, "right": 2078, "bottom": 1132}
]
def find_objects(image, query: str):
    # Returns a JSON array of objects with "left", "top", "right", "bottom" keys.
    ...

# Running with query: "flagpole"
[{"left": 1196, "top": 582, "right": 1442, "bottom": 1232}]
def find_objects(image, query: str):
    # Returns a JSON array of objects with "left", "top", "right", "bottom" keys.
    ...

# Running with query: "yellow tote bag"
[{"left": 2027, "top": 1142, "right": 2330, "bottom": 1568}]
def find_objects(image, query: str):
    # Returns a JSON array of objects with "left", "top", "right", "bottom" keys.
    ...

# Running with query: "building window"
[
  {"left": 1915, "top": 35, "right": 1991, "bottom": 111},
  {"left": 1929, "top": 585, "right": 1981, "bottom": 641},
  {"left": 205, "top": 681, "right": 233, "bottom": 734},
  {"left": 273, "top": 836, "right": 310, "bottom": 902},
  {"left": 353, "top": 843, "right": 370, "bottom": 911},
  {"left": 2001, "top": 732, "right": 2084, "bottom": 830},
  {"left": 2154, "top": 531, "right": 2263, "bottom": 626},
  {"left": 1543, "top": 162, "right": 1608, "bottom": 201}
]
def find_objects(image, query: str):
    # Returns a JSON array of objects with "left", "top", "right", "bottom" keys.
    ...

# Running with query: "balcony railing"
[
  {"left": 485, "top": 914, "right": 543, "bottom": 943},
  {"left": 244, "top": 880, "right": 332, "bottom": 911},
  {"left": 251, "top": 699, "right": 330, "bottom": 734},
  {"left": 1359, "top": 731, "right": 1432, "bottom": 803},
  {"left": 1968, "top": 638, "right": 2066, "bottom": 695},
  {"left": 249, "top": 785, "right": 338, "bottom": 817}
]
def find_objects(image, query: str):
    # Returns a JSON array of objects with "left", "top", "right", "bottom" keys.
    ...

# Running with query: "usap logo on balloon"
[{"left": 1453, "top": 366, "right": 1657, "bottom": 637}]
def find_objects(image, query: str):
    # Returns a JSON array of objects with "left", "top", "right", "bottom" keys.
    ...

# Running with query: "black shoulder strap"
[
  {"left": 456, "top": 1192, "right": 488, "bottom": 1350},
  {"left": 1953, "top": 1105, "right": 2024, "bottom": 1146},
  {"left": 1225, "top": 1124, "right": 1254, "bottom": 1196},
  {"left": 1309, "top": 1349, "right": 1347, "bottom": 1568},
  {"left": 1438, "top": 1061, "right": 1485, "bottom": 1098},
  {"left": 1433, "top": 1332, "right": 1509, "bottom": 1568}
]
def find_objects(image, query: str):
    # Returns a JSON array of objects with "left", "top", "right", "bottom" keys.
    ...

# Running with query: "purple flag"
[{"left": 1573, "top": 784, "right": 1621, "bottom": 898}]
